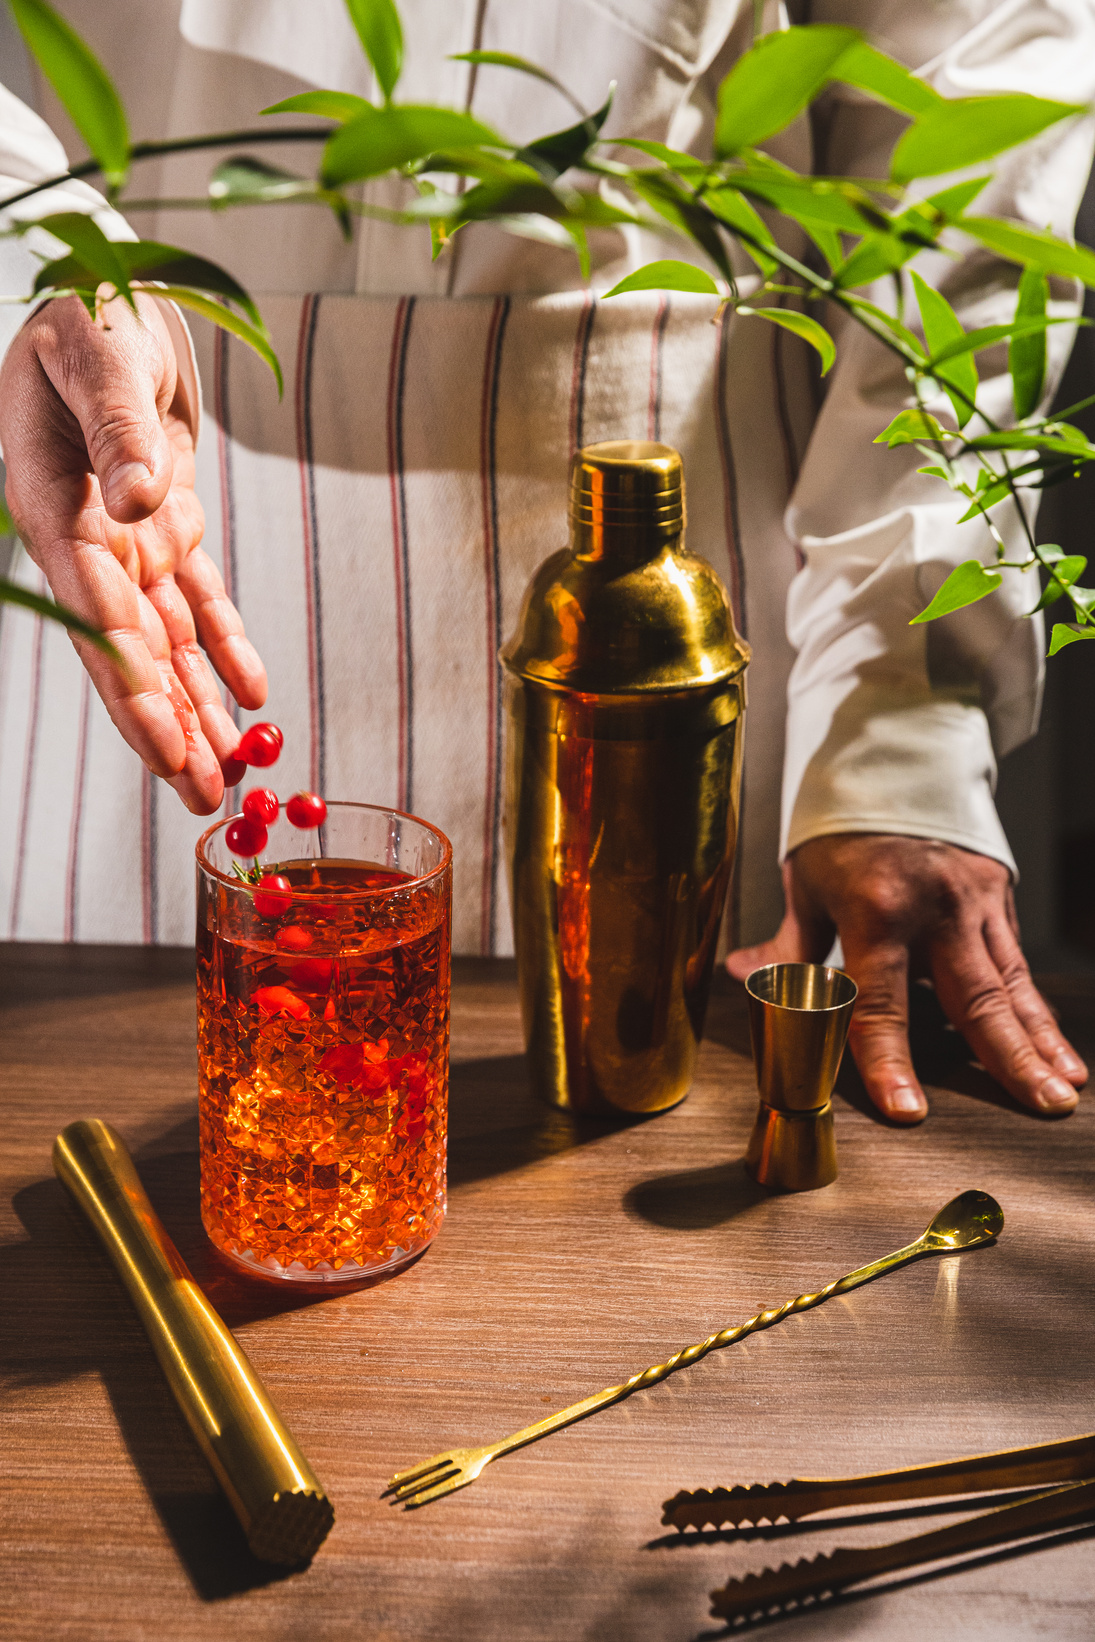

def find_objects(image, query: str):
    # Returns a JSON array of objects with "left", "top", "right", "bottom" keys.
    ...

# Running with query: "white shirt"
[{"left": 1, "top": 0, "right": 1093, "bottom": 952}]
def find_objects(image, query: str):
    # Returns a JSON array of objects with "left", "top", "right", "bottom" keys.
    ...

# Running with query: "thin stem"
[{"left": 0, "top": 127, "right": 333, "bottom": 213}]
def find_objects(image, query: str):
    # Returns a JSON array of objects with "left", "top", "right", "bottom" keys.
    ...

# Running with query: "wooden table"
[{"left": 3, "top": 945, "right": 1094, "bottom": 1641}]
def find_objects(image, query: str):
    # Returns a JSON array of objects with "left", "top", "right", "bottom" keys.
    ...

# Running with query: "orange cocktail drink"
[{"left": 196, "top": 803, "right": 451, "bottom": 1283}]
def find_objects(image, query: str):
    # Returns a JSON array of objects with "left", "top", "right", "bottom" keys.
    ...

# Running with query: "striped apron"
[{"left": 0, "top": 289, "right": 813, "bottom": 952}]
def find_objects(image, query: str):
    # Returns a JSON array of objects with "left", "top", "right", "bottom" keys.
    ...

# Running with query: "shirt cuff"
[{"left": 783, "top": 686, "right": 1017, "bottom": 878}]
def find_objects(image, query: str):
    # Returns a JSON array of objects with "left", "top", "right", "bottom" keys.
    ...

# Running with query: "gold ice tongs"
[{"left": 693, "top": 1433, "right": 1095, "bottom": 1621}]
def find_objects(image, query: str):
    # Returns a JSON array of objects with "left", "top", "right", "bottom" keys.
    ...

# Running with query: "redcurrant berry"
[
  {"left": 221, "top": 752, "right": 248, "bottom": 787},
  {"left": 286, "top": 791, "right": 327, "bottom": 829},
  {"left": 238, "top": 722, "right": 283, "bottom": 768},
  {"left": 242, "top": 787, "right": 279, "bottom": 826},
  {"left": 225, "top": 817, "right": 268, "bottom": 857},
  {"left": 253, "top": 873, "right": 293, "bottom": 918}
]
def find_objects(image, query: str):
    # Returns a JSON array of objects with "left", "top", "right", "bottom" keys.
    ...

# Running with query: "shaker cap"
[
  {"left": 501, "top": 441, "right": 750, "bottom": 694},
  {"left": 569, "top": 441, "right": 684, "bottom": 550}
]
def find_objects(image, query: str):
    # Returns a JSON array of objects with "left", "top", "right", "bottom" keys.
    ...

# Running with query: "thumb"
[
  {"left": 32, "top": 293, "right": 175, "bottom": 523},
  {"left": 726, "top": 910, "right": 815, "bottom": 981}
]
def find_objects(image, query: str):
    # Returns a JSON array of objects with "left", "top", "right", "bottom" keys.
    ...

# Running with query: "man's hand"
[
  {"left": 727, "top": 834, "right": 1087, "bottom": 1123},
  {"left": 0, "top": 291, "right": 266, "bottom": 813}
]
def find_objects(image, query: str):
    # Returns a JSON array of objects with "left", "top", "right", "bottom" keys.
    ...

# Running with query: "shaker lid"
[{"left": 501, "top": 441, "right": 750, "bottom": 694}]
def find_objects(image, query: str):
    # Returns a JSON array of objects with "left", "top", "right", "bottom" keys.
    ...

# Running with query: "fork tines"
[{"left": 384, "top": 1454, "right": 460, "bottom": 1507}]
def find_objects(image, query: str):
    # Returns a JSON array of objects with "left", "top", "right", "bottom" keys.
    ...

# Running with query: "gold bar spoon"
[{"left": 386, "top": 1189, "right": 1003, "bottom": 1508}]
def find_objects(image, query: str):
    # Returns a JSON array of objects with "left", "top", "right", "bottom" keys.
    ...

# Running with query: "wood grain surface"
[{"left": 2, "top": 944, "right": 1094, "bottom": 1642}]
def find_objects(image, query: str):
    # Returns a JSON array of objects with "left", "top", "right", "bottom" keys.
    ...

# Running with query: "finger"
[
  {"left": 930, "top": 930, "right": 1078, "bottom": 1116},
  {"left": 841, "top": 933, "right": 928, "bottom": 1123},
  {"left": 174, "top": 545, "right": 268, "bottom": 709},
  {"left": 982, "top": 913, "right": 1087, "bottom": 1086},
  {"left": 143, "top": 573, "right": 240, "bottom": 755},
  {"left": 726, "top": 915, "right": 820, "bottom": 982}
]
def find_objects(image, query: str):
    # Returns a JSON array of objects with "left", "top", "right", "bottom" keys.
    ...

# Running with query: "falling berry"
[
  {"left": 221, "top": 752, "right": 248, "bottom": 787},
  {"left": 238, "top": 722, "right": 283, "bottom": 768},
  {"left": 225, "top": 817, "right": 268, "bottom": 858},
  {"left": 286, "top": 791, "right": 327, "bottom": 829},
  {"left": 253, "top": 873, "right": 293, "bottom": 918},
  {"left": 242, "top": 787, "right": 279, "bottom": 826}
]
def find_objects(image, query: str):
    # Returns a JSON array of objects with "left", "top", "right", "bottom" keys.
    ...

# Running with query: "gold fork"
[{"left": 385, "top": 1190, "right": 1002, "bottom": 1509}]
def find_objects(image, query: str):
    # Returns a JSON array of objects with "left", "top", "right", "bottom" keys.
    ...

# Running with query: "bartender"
[{"left": 0, "top": 0, "right": 1090, "bottom": 1122}]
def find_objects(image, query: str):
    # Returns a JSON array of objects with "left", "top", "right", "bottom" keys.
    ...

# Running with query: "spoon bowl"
[{"left": 921, "top": 1189, "right": 1004, "bottom": 1252}]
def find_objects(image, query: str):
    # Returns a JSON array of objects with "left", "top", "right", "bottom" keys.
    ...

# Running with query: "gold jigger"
[{"left": 744, "top": 963, "right": 857, "bottom": 1192}]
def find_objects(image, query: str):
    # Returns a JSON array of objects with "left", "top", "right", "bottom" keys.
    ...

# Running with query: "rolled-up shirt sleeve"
[
  {"left": 782, "top": 0, "right": 1095, "bottom": 875},
  {"left": 0, "top": 81, "right": 200, "bottom": 444}
]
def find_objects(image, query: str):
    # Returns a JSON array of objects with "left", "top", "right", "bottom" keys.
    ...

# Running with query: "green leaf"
[
  {"left": 874, "top": 407, "right": 949, "bottom": 446},
  {"left": 32, "top": 212, "right": 134, "bottom": 307},
  {"left": 927, "top": 312, "right": 1080, "bottom": 366},
  {"left": 321, "top": 105, "right": 504, "bottom": 187},
  {"left": 603, "top": 259, "right": 720, "bottom": 299},
  {"left": 516, "top": 86, "right": 613, "bottom": 182},
  {"left": 912, "top": 270, "right": 976, "bottom": 428},
  {"left": 0, "top": 575, "right": 122, "bottom": 662},
  {"left": 8, "top": 0, "right": 129, "bottom": 187},
  {"left": 1011, "top": 267, "right": 1048, "bottom": 419},
  {"left": 732, "top": 170, "right": 886, "bottom": 233},
  {"left": 920, "top": 177, "right": 990, "bottom": 221},
  {"left": 628, "top": 170, "right": 734, "bottom": 283},
  {"left": 917, "top": 464, "right": 951, "bottom": 481},
  {"left": 1049, "top": 621, "right": 1095, "bottom": 655},
  {"left": 910, "top": 559, "right": 1003, "bottom": 624},
  {"left": 0, "top": 496, "right": 15, "bottom": 535},
  {"left": 703, "top": 187, "right": 778, "bottom": 275},
  {"left": 344, "top": 0, "right": 403, "bottom": 101},
  {"left": 963, "top": 428, "right": 1095, "bottom": 458},
  {"left": 829, "top": 40, "right": 941, "bottom": 117},
  {"left": 154, "top": 286, "right": 283, "bottom": 396},
  {"left": 1035, "top": 555, "right": 1086, "bottom": 611},
  {"left": 737, "top": 304, "right": 836, "bottom": 373},
  {"left": 616, "top": 139, "right": 710, "bottom": 179},
  {"left": 715, "top": 24, "right": 860, "bottom": 158},
  {"left": 208, "top": 156, "right": 324, "bottom": 204},
  {"left": 261, "top": 90, "right": 372, "bottom": 123},
  {"left": 956, "top": 478, "right": 1012, "bottom": 520},
  {"left": 449, "top": 51, "right": 585, "bottom": 117},
  {"left": 892, "top": 95, "right": 1084, "bottom": 184},
  {"left": 835, "top": 231, "right": 919, "bottom": 290},
  {"left": 958, "top": 217, "right": 1095, "bottom": 288}
]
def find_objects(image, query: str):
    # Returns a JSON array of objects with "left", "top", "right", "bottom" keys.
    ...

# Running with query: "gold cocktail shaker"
[{"left": 501, "top": 441, "right": 749, "bottom": 1115}]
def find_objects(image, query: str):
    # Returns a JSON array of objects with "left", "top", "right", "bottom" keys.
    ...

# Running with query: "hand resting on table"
[{"left": 728, "top": 834, "right": 1087, "bottom": 1124}]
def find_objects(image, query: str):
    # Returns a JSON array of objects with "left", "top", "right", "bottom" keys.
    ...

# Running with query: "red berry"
[
  {"left": 242, "top": 787, "right": 279, "bottom": 826},
  {"left": 286, "top": 791, "right": 327, "bottom": 829},
  {"left": 238, "top": 722, "right": 283, "bottom": 768},
  {"left": 275, "top": 924, "right": 313, "bottom": 951},
  {"left": 225, "top": 817, "right": 268, "bottom": 858},
  {"left": 221, "top": 752, "right": 248, "bottom": 787},
  {"left": 253, "top": 873, "right": 293, "bottom": 918}
]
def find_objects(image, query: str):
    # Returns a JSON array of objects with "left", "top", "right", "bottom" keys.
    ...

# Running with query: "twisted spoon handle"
[{"left": 485, "top": 1236, "right": 932, "bottom": 1462}]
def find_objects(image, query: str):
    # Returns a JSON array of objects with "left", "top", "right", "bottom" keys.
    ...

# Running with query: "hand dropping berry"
[
  {"left": 238, "top": 722, "right": 283, "bottom": 768},
  {"left": 286, "top": 791, "right": 327, "bottom": 829},
  {"left": 225, "top": 817, "right": 268, "bottom": 857},
  {"left": 253, "top": 873, "right": 292, "bottom": 918},
  {"left": 242, "top": 787, "right": 279, "bottom": 825}
]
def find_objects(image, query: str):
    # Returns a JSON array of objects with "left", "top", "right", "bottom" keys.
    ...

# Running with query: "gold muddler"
[{"left": 53, "top": 1119, "right": 334, "bottom": 1564}]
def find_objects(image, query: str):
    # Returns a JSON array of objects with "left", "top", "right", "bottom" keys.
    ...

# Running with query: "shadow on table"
[
  {"left": 0, "top": 941, "right": 193, "bottom": 1010},
  {"left": 623, "top": 1158, "right": 768, "bottom": 1231},
  {"left": 4, "top": 1168, "right": 309, "bottom": 1600},
  {"left": 449, "top": 1052, "right": 651, "bottom": 1188},
  {"left": 2, "top": 1049, "right": 626, "bottom": 1599},
  {"left": 687, "top": 1522, "right": 1095, "bottom": 1636}
]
